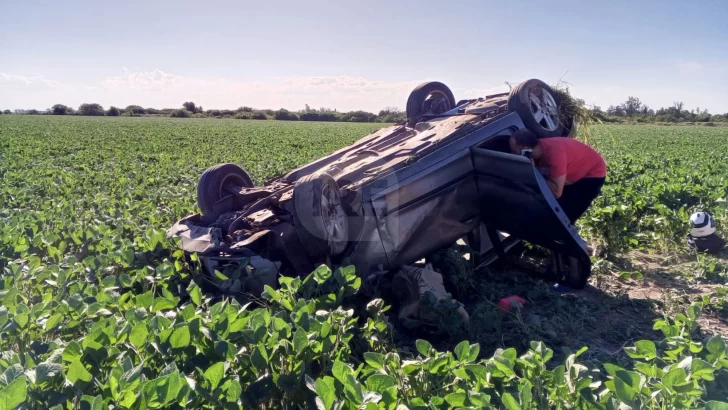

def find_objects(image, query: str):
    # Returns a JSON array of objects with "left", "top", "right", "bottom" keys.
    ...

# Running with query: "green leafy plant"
[{"left": 1, "top": 116, "right": 728, "bottom": 409}]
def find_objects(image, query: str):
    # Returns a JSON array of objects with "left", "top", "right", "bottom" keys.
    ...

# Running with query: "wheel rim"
[
  {"left": 421, "top": 91, "right": 451, "bottom": 115},
  {"left": 319, "top": 184, "right": 346, "bottom": 244},
  {"left": 217, "top": 174, "right": 246, "bottom": 199},
  {"left": 528, "top": 87, "right": 560, "bottom": 131}
]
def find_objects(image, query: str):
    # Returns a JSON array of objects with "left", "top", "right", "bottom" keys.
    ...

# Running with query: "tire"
[
  {"left": 555, "top": 253, "right": 590, "bottom": 289},
  {"left": 197, "top": 163, "right": 253, "bottom": 215},
  {"left": 406, "top": 82, "right": 456, "bottom": 121},
  {"left": 508, "top": 79, "right": 565, "bottom": 138},
  {"left": 292, "top": 173, "right": 349, "bottom": 258}
]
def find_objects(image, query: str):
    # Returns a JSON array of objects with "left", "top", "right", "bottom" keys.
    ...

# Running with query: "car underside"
[{"left": 168, "top": 78, "right": 591, "bottom": 298}]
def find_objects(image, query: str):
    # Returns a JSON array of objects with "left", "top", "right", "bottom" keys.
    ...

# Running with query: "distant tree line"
[
  {"left": 588, "top": 97, "right": 728, "bottom": 124},
  {"left": 3, "top": 102, "right": 406, "bottom": 123},
  {"left": 7, "top": 97, "right": 726, "bottom": 125}
]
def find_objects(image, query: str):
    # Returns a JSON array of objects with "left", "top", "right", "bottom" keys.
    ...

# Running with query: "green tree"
[
  {"left": 51, "top": 104, "right": 68, "bottom": 115},
  {"left": 182, "top": 102, "right": 198, "bottom": 113},
  {"left": 125, "top": 105, "right": 145, "bottom": 115},
  {"left": 623, "top": 96, "right": 642, "bottom": 116},
  {"left": 78, "top": 103, "right": 105, "bottom": 116},
  {"left": 170, "top": 109, "right": 191, "bottom": 118},
  {"left": 274, "top": 108, "right": 298, "bottom": 121},
  {"left": 106, "top": 106, "right": 121, "bottom": 116}
]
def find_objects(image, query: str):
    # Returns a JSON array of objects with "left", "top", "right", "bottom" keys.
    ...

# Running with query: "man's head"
[{"left": 509, "top": 128, "right": 539, "bottom": 154}]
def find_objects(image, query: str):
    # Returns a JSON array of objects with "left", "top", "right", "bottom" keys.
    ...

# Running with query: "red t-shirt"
[{"left": 538, "top": 137, "right": 606, "bottom": 184}]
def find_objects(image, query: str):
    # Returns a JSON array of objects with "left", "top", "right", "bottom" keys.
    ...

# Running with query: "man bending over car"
[{"left": 509, "top": 129, "right": 607, "bottom": 223}]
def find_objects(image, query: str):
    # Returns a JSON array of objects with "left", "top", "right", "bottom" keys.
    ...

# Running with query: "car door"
[{"left": 470, "top": 147, "right": 591, "bottom": 271}]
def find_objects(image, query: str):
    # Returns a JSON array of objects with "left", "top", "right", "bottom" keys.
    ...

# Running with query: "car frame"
[{"left": 168, "top": 78, "right": 592, "bottom": 295}]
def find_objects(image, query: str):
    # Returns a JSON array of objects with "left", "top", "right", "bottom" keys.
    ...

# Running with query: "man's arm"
[
  {"left": 543, "top": 144, "right": 567, "bottom": 199},
  {"left": 547, "top": 175, "right": 566, "bottom": 198}
]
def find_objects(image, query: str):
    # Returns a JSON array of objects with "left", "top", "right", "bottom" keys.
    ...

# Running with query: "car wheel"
[
  {"left": 508, "top": 79, "right": 565, "bottom": 138},
  {"left": 406, "top": 82, "right": 456, "bottom": 121},
  {"left": 292, "top": 173, "right": 349, "bottom": 258},
  {"left": 197, "top": 163, "right": 253, "bottom": 215},
  {"left": 555, "top": 253, "right": 589, "bottom": 289}
]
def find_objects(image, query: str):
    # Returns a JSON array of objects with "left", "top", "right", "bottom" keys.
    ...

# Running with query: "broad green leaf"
[
  {"left": 454, "top": 340, "right": 470, "bottom": 362},
  {"left": 137, "top": 291, "right": 154, "bottom": 310},
  {"left": 332, "top": 361, "right": 351, "bottom": 384},
  {"left": 263, "top": 285, "right": 279, "bottom": 301},
  {"left": 691, "top": 358, "right": 715, "bottom": 381},
  {"left": 203, "top": 362, "right": 224, "bottom": 391},
  {"left": 13, "top": 314, "right": 28, "bottom": 329},
  {"left": 343, "top": 374, "right": 363, "bottom": 405},
  {"left": 469, "top": 392, "right": 491, "bottom": 406},
  {"left": 428, "top": 355, "right": 450, "bottom": 374},
  {"left": 66, "top": 359, "right": 92, "bottom": 384},
  {"left": 468, "top": 343, "right": 481, "bottom": 362},
  {"left": 293, "top": 327, "right": 309, "bottom": 353},
  {"left": 416, "top": 339, "right": 432, "bottom": 357},
  {"left": 501, "top": 392, "right": 521, "bottom": 410},
  {"left": 0, "top": 377, "right": 27, "bottom": 410},
  {"left": 188, "top": 283, "right": 202, "bottom": 306},
  {"left": 129, "top": 324, "right": 149, "bottom": 348},
  {"left": 151, "top": 297, "right": 177, "bottom": 312},
  {"left": 520, "top": 379, "right": 533, "bottom": 406},
  {"left": 707, "top": 336, "right": 726, "bottom": 358},
  {"left": 603, "top": 363, "right": 624, "bottom": 377},
  {"left": 121, "top": 362, "right": 143, "bottom": 385},
  {"left": 365, "top": 374, "right": 396, "bottom": 393},
  {"left": 251, "top": 346, "right": 268, "bottom": 372},
  {"left": 169, "top": 325, "right": 190, "bottom": 349},
  {"left": 315, "top": 377, "right": 336, "bottom": 410},
  {"left": 706, "top": 402, "right": 728, "bottom": 410},
  {"left": 662, "top": 368, "right": 687, "bottom": 390},
  {"left": 634, "top": 363, "right": 657, "bottom": 378},
  {"left": 613, "top": 376, "right": 635, "bottom": 404},
  {"left": 383, "top": 386, "right": 398, "bottom": 409},
  {"left": 687, "top": 304, "right": 701, "bottom": 320},
  {"left": 625, "top": 340, "right": 656, "bottom": 360},
  {"left": 0, "top": 366, "right": 24, "bottom": 387},
  {"left": 444, "top": 392, "right": 466, "bottom": 406},
  {"left": 493, "top": 357, "right": 516, "bottom": 378},
  {"left": 616, "top": 370, "right": 641, "bottom": 390},
  {"left": 35, "top": 362, "right": 63, "bottom": 383},
  {"left": 45, "top": 313, "right": 62, "bottom": 331},
  {"left": 226, "top": 379, "right": 242, "bottom": 403},
  {"left": 313, "top": 265, "right": 332, "bottom": 284},
  {"left": 363, "top": 352, "right": 385, "bottom": 369}
]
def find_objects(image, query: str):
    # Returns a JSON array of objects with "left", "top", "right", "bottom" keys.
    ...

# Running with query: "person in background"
[{"left": 509, "top": 129, "right": 607, "bottom": 224}]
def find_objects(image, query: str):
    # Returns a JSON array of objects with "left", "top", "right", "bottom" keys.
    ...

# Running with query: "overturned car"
[{"left": 168, "top": 79, "right": 591, "bottom": 297}]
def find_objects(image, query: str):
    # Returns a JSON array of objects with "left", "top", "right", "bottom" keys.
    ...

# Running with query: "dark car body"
[{"left": 169, "top": 82, "right": 591, "bottom": 292}]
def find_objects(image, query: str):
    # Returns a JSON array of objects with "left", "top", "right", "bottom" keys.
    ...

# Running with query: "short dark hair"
[{"left": 511, "top": 128, "right": 539, "bottom": 147}]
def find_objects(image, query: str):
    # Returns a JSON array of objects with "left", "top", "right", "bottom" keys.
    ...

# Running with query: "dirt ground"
[{"left": 404, "top": 245, "right": 728, "bottom": 367}]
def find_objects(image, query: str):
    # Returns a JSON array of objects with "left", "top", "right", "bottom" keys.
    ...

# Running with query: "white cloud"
[
  {"left": 0, "top": 73, "right": 67, "bottom": 89},
  {"left": 2, "top": 69, "right": 434, "bottom": 111},
  {"left": 102, "top": 67, "right": 184, "bottom": 90},
  {"left": 93, "top": 70, "right": 427, "bottom": 111},
  {"left": 1, "top": 68, "right": 726, "bottom": 113}
]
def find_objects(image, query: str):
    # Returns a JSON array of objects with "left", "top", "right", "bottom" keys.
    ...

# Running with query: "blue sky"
[{"left": 1, "top": 0, "right": 727, "bottom": 113}]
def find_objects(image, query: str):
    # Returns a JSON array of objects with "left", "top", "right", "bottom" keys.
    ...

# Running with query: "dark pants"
[{"left": 558, "top": 177, "right": 605, "bottom": 223}]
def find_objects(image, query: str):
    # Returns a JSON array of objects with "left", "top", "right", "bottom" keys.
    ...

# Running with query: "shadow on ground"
[
  {"left": 385, "top": 245, "right": 726, "bottom": 368},
  {"left": 462, "top": 265, "right": 663, "bottom": 368},
  {"left": 390, "top": 244, "right": 728, "bottom": 367}
]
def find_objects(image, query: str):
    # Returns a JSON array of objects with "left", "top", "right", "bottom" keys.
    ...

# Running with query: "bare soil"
[{"left": 417, "top": 246, "right": 728, "bottom": 366}]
